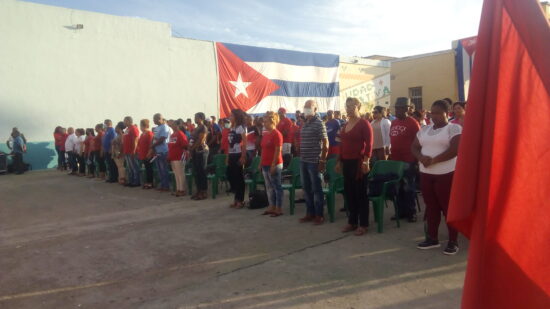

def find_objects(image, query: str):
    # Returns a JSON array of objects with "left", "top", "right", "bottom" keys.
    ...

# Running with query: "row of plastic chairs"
[{"left": 98, "top": 153, "right": 408, "bottom": 233}]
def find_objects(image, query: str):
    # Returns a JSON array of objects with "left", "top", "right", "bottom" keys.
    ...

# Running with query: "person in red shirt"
[
  {"left": 93, "top": 124, "right": 106, "bottom": 180},
  {"left": 260, "top": 111, "right": 284, "bottom": 217},
  {"left": 168, "top": 120, "right": 189, "bottom": 196},
  {"left": 60, "top": 128, "right": 69, "bottom": 170},
  {"left": 220, "top": 119, "right": 230, "bottom": 154},
  {"left": 276, "top": 107, "right": 293, "bottom": 167},
  {"left": 390, "top": 97, "right": 421, "bottom": 222},
  {"left": 83, "top": 128, "right": 96, "bottom": 178},
  {"left": 338, "top": 97, "right": 373, "bottom": 236},
  {"left": 123, "top": 116, "right": 141, "bottom": 187},
  {"left": 136, "top": 119, "right": 154, "bottom": 189},
  {"left": 53, "top": 126, "right": 66, "bottom": 171},
  {"left": 186, "top": 119, "right": 196, "bottom": 132}
]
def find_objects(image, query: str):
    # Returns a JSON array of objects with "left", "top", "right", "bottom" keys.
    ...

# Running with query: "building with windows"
[{"left": 388, "top": 50, "right": 458, "bottom": 111}]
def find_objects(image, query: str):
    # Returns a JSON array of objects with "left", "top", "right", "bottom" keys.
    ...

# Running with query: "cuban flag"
[
  {"left": 453, "top": 36, "right": 477, "bottom": 101},
  {"left": 216, "top": 42, "right": 339, "bottom": 118}
]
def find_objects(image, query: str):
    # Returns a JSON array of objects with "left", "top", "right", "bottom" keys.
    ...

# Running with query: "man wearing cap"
[
  {"left": 277, "top": 107, "right": 293, "bottom": 167},
  {"left": 390, "top": 97, "right": 421, "bottom": 222}
]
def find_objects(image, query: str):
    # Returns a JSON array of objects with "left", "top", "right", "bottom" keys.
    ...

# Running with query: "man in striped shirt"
[{"left": 299, "top": 100, "right": 329, "bottom": 225}]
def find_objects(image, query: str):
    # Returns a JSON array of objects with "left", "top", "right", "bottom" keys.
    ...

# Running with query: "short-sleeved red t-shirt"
[
  {"left": 260, "top": 129, "right": 283, "bottom": 166},
  {"left": 54, "top": 133, "right": 64, "bottom": 147},
  {"left": 136, "top": 131, "right": 153, "bottom": 161},
  {"left": 221, "top": 128, "right": 230, "bottom": 153},
  {"left": 122, "top": 125, "right": 140, "bottom": 155},
  {"left": 93, "top": 131, "right": 103, "bottom": 152},
  {"left": 60, "top": 133, "right": 68, "bottom": 151},
  {"left": 390, "top": 117, "right": 420, "bottom": 163},
  {"left": 167, "top": 131, "right": 188, "bottom": 161},
  {"left": 84, "top": 136, "right": 94, "bottom": 155},
  {"left": 276, "top": 117, "right": 293, "bottom": 143},
  {"left": 339, "top": 119, "right": 373, "bottom": 160}
]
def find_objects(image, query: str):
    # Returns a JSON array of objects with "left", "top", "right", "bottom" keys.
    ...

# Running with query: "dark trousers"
[
  {"left": 283, "top": 154, "right": 292, "bottom": 169},
  {"left": 142, "top": 159, "right": 154, "bottom": 184},
  {"left": 105, "top": 152, "right": 118, "bottom": 181},
  {"left": 92, "top": 151, "right": 106, "bottom": 173},
  {"left": 77, "top": 154, "right": 86, "bottom": 174},
  {"left": 420, "top": 172, "right": 458, "bottom": 243},
  {"left": 55, "top": 146, "right": 66, "bottom": 169},
  {"left": 87, "top": 153, "right": 95, "bottom": 175},
  {"left": 343, "top": 159, "right": 369, "bottom": 227},
  {"left": 396, "top": 162, "right": 418, "bottom": 217},
  {"left": 246, "top": 149, "right": 256, "bottom": 167},
  {"left": 227, "top": 153, "right": 245, "bottom": 202},
  {"left": 67, "top": 151, "right": 77, "bottom": 172},
  {"left": 208, "top": 144, "right": 220, "bottom": 163},
  {"left": 13, "top": 152, "right": 24, "bottom": 174},
  {"left": 192, "top": 150, "right": 209, "bottom": 192}
]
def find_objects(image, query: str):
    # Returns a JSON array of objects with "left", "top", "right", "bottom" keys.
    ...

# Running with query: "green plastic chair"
[
  {"left": 322, "top": 158, "right": 344, "bottom": 223},
  {"left": 281, "top": 157, "right": 301, "bottom": 215},
  {"left": 367, "top": 160, "right": 406, "bottom": 233},
  {"left": 244, "top": 156, "right": 264, "bottom": 193},
  {"left": 207, "top": 154, "right": 227, "bottom": 199}
]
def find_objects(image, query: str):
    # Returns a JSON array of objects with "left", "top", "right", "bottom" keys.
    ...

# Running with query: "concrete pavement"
[{"left": 0, "top": 170, "right": 467, "bottom": 308}]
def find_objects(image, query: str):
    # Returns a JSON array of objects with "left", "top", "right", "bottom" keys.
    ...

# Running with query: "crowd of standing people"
[{"left": 52, "top": 96, "right": 466, "bottom": 255}]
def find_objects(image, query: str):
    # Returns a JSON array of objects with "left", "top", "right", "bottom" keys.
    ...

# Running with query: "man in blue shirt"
[
  {"left": 11, "top": 129, "right": 26, "bottom": 175},
  {"left": 325, "top": 110, "right": 341, "bottom": 160},
  {"left": 102, "top": 119, "right": 118, "bottom": 183},
  {"left": 209, "top": 116, "right": 221, "bottom": 156},
  {"left": 151, "top": 113, "right": 171, "bottom": 191}
]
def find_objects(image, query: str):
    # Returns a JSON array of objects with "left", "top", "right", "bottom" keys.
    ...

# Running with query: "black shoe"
[
  {"left": 443, "top": 242, "right": 459, "bottom": 255},
  {"left": 390, "top": 214, "right": 408, "bottom": 221},
  {"left": 417, "top": 238, "right": 441, "bottom": 250},
  {"left": 106, "top": 179, "right": 116, "bottom": 183},
  {"left": 339, "top": 207, "right": 346, "bottom": 212},
  {"left": 129, "top": 184, "right": 141, "bottom": 187},
  {"left": 408, "top": 214, "right": 417, "bottom": 223},
  {"left": 295, "top": 198, "right": 306, "bottom": 203}
]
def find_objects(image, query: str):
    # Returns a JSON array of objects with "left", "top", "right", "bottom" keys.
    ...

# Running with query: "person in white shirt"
[
  {"left": 64, "top": 127, "right": 78, "bottom": 175},
  {"left": 73, "top": 128, "right": 86, "bottom": 176},
  {"left": 370, "top": 106, "right": 391, "bottom": 161},
  {"left": 412, "top": 100, "right": 462, "bottom": 255}
]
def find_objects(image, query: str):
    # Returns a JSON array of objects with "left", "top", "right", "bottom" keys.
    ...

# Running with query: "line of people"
[{"left": 52, "top": 96, "right": 465, "bottom": 255}]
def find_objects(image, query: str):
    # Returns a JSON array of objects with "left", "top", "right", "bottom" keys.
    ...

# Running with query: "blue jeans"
[
  {"left": 125, "top": 154, "right": 141, "bottom": 186},
  {"left": 155, "top": 152, "right": 170, "bottom": 189},
  {"left": 262, "top": 164, "right": 283, "bottom": 208},
  {"left": 300, "top": 161, "right": 324, "bottom": 217}
]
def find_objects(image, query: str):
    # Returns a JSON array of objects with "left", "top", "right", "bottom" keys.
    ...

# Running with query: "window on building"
[{"left": 409, "top": 87, "right": 423, "bottom": 111}]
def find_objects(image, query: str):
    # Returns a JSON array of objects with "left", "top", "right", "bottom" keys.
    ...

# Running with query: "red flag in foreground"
[{"left": 448, "top": 0, "right": 550, "bottom": 308}]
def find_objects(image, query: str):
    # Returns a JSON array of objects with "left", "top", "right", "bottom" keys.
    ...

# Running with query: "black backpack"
[
  {"left": 248, "top": 190, "right": 268, "bottom": 209},
  {"left": 368, "top": 173, "right": 399, "bottom": 197}
]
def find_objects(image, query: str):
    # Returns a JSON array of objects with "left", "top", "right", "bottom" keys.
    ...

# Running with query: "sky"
[{"left": 25, "top": 0, "right": 483, "bottom": 57}]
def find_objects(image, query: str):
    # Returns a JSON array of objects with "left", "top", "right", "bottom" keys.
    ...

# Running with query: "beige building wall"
[
  {"left": 390, "top": 50, "right": 458, "bottom": 111},
  {"left": 0, "top": 0, "right": 219, "bottom": 142}
]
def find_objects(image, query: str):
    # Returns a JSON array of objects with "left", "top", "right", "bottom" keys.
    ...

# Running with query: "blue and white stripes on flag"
[
  {"left": 453, "top": 37, "right": 477, "bottom": 101},
  {"left": 222, "top": 43, "right": 340, "bottom": 114}
]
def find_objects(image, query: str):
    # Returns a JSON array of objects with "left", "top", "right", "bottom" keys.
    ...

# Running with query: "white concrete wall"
[{"left": 0, "top": 0, "right": 219, "bottom": 142}]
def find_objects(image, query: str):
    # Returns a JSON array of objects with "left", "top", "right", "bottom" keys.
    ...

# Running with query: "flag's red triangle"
[
  {"left": 447, "top": 0, "right": 550, "bottom": 307},
  {"left": 216, "top": 43, "right": 279, "bottom": 118}
]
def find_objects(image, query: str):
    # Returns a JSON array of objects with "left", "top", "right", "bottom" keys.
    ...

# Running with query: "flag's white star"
[{"left": 229, "top": 73, "right": 252, "bottom": 98}]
